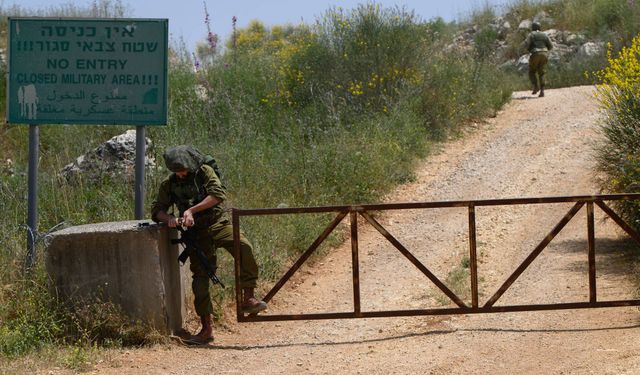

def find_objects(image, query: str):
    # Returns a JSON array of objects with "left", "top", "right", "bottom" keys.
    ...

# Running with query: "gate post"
[
  {"left": 350, "top": 210, "right": 361, "bottom": 316},
  {"left": 468, "top": 204, "right": 479, "bottom": 308},
  {"left": 587, "top": 202, "right": 596, "bottom": 304}
]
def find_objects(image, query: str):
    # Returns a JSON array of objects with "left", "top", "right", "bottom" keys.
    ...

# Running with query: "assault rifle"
[{"left": 171, "top": 221, "right": 225, "bottom": 289}]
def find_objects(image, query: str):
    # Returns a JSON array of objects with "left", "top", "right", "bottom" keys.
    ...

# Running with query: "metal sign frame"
[{"left": 7, "top": 17, "right": 168, "bottom": 125}]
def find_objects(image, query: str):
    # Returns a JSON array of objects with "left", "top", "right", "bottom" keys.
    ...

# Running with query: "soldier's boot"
[
  {"left": 241, "top": 288, "right": 267, "bottom": 314},
  {"left": 532, "top": 84, "right": 539, "bottom": 95},
  {"left": 539, "top": 85, "right": 545, "bottom": 97},
  {"left": 192, "top": 314, "right": 214, "bottom": 344}
]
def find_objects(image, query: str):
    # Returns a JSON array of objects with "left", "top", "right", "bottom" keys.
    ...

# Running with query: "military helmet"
[
  {"left": 163, "top": 145, "right": 206, "bottom": 173},
  {"left": 531, "top": 21, "right": 541, "bottom": 31}
]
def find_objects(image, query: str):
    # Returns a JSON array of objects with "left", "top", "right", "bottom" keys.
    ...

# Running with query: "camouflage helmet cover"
[
  {"left": 531, "top": 21, "right": 541, "bottom": 31},
  {"left": 163, "top": 145, "right": 206, "bottom": 173}
]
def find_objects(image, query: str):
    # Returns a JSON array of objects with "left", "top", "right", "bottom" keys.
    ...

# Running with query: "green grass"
[{"left": 434, "top": 256, "right": 472, "bottom": 306}]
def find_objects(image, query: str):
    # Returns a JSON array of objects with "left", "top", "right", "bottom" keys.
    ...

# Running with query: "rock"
[
  {"left": 499, "top": 59, "right": 517, "bottom": 70},
  {"left": 2, "top": 158, "right": 14, "bottom": 177},
  {"left": 452, "top": 16, "right": 604, "bottom": 70},
  {"left": 515, "top": 54, "right": 531, "bottom": 71},
  {"left": 194, "top": 84, "right": 208, "bottom": 101},
  {"left": 495, "top": 42, "right": 511, "bottom": 60},
  {"left": 488, "top": 17, "right": 511, "bottom": 40},
  {"left": 543, "top": 29, "right": 561, "bottom": 41},
  {"left": 576, "top": 41, "right": 605, "bottom": 59},
  {"left": 534, "top": 11, "right": 554, "bottom": 27},
  {"left": 518, "top": 20, "right": 532, "bottom": 31},
  {"left": 548, "top": 43, "right": 576, "bottom": 63},
  {"left": 565, "top": 32, "right": 587, "bottom": 46},
  {"left": 61, "top": 130, "right": 155, "bottom": 182}
]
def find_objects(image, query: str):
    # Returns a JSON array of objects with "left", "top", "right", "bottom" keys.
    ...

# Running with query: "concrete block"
[{"left": 45, "top": 220, "right": 186, "bottom": 334}]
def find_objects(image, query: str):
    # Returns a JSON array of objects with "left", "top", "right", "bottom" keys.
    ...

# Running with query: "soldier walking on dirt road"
[{"left": 523, "top": 21, "right": 553, "bottom": 97}]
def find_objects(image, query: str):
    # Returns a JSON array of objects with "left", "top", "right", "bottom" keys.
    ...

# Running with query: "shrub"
[
  {"left": 594, "top": 35, "right": 640, "bottom": 230},
  {"left": 0, "top": 275, "right": 64, "bottom": 357}
]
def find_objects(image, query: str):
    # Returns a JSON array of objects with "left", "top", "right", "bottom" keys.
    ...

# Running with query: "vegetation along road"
[{"left": 78, "top": 86, "right": 640, "bottom": 374}]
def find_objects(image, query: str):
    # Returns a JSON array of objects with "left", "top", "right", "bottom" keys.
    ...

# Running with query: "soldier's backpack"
[
  {"left": 201, "top": 153, "right": 223, "bottom": 182},
  {"left": 168, "top": 146, "right": 224, "bottom": 186}
]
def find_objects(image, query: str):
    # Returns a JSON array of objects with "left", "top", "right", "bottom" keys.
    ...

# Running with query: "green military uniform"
[
  {"left": 524, "top": 25, "right": 553, "bottom": 94},
  {"left": 151, "top": 147, "right": 259, "bottom": 317}
]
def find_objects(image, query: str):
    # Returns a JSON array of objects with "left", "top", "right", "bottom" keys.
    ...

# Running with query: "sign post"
[
  {"left": 135, "top": 125, "right": 146, "bottom": 219},
  {"left": 26, "top": 124, "right": 39, "bottom": 268},
  {"left": 7, "top": 17, "right": 168, "bottom": 265}
]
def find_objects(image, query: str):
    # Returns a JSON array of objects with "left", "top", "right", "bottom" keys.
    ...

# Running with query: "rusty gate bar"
[
  {"left": 468, "top": 204, "right": 479, "bottom": 309},
  {"left": 360, "top": 211, "right": 467, "bottom": 308},
  {"left": 587, "top": 202, "right": 597, "bottom": 304},
  {"left": 483, "top": 202, "right": 585, "bottom": 308},
  {"left": 236, "top": 300, "right": 640, "bottom": 322},
  {"left": 595, "top": 200, "right": 640, "bottom": 244},
  {"left": 232, "top": 194, "right": 640, "bottom": 217},
  {"left": 231, "top": 193, "right": 640, "bottom": 322},
  {"left": 350, "top": 211, "right": 361, "bottom": 316}
]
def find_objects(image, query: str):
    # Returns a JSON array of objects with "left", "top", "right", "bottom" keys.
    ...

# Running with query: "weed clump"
[{"left": 594, "top": 34, "right": 640, "bottom": 231}]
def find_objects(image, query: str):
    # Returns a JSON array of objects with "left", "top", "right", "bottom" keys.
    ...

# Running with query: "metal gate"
[{"left": 232, "top": 194, "right": 640, "bottom": 322}]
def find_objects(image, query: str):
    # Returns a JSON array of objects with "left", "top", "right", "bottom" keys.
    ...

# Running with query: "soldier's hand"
[
  {"left": 167, "top": 216, "right": 178, "bottom": 228},
  {"left": 182, "top": 210, "right": 195, "bottom": 227}
]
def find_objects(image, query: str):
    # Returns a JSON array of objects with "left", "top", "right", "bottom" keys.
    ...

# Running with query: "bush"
[
  {"left": 67, "top": 297, "right": 163, "bottom": 347},
  {"left": 0, "top": 270, "right": 163, "bottom": 359},
  {"left": 594, "top": 35, "right": 640, "bottom": 230},
  {"left": 0, "top": 275, "right": 64, "bottom": 357}
]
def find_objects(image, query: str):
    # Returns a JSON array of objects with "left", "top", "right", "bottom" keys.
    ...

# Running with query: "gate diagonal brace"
[
  {"left": 483, "top": 201, "right": 585, "bottom": 308},
  {"left": 360, "top": 211, "right": 468, "bottom": 309},
  {"left": 244, "top": 211, "right": 349, "bottom": 318},
  {"left": 596, "top": 201, "right": 640, "bottom": 245}
]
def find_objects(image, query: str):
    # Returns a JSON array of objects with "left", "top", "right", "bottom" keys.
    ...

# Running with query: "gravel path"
[{"left": 87, "top": 86, "right": 640, "bottom": 375}]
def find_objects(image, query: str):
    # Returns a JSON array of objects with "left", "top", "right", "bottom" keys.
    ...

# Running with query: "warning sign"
[{"left": 7, "top": 17, "right": 168, "bottom": 125}]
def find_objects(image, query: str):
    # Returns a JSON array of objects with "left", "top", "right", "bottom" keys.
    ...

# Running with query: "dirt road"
[{"left": 92, "top": 86, "right": 640, "bottom": 374}]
